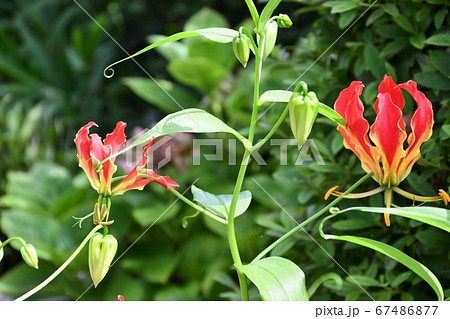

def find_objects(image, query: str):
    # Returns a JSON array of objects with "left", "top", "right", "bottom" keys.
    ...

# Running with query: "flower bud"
[
  {"left": 20, "top": 244, "right": 39, "bottom": 269},
  {"left": 232, "top": 33, "right": 251, "bottom": 67},
  {"left": 261, "top": 21, "right": 278, "bottom": 59},
  {"left": 288, "top": 85, "right": 319, "bottom": 148},
  {"left": 89, "top": 233, "right": 118, "bottom": 287},
  {"left": 277, "top": 14, "right": 293, "bottom": 28}
]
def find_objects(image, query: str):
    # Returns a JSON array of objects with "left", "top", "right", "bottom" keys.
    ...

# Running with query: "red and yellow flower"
[
  {"left": 75, "top": 121, "right": 179, "bottom": 224},
  {"left": 325, "top": 75, "right": 449, "bottom": 226}
]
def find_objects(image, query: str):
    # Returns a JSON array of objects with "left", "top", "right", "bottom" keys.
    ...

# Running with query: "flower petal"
[
  {"left": 396, "top": 80, "right": 434, "bottom": 182},
  {"left": 334, "top": 81, "right": 382, "bottom": 182},
  {"left": 90, "top": 133, "right": 116, "bottom": 195},
  {"left": 74, "top": 122, "right": 101, "bottom": 191},
  {"left": 112, "top": 139, "right": 179, "bottom": 195},
  {"left": 369, "top": 76, "right": 407, "bottom": 187},
  {"left": 104, "top": 121, "right": 127, "bottom": 159}
]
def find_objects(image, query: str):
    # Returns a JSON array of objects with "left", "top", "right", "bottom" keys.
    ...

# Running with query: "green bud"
[
  {"left": 261, "top": 21, "right": 278, "bottom": 59},
  {"left": 89, "top": 233, "right": 118, "bottom": 287},
  {"left": 277, "top": 14, "right": 293, "bottom": 28},
  {"left": 232, "top": 33, "right": 251, "bottom": 67},
  {"left": 288, "top": 87, "right": 319, "bottom": 148},
  {"left": 20, "top": 244, "right": 39, "bottom": 269}
]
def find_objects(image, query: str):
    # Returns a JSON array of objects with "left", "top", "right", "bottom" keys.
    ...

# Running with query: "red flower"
[
  {"left": 117, "top": 295, "right": 124, "bottom": 301},
  {"left": 334, "top": 75, "right": 433, "bottom": 187},
  {"left": 326, "top": 75, "right": 448, "bottom": 226},
  {"left": 75, "top": 121, "right": 179, "bottom": 196}
]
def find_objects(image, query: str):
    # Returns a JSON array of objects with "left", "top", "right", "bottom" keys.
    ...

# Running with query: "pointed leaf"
[
  {"left": 191, "top": 185, "right": 252, "bottom": 219},
  {"left": 341, "top": 206, "right": 450, "bottom": 233},
  {"left": 104, "top": 28, "right": 238, "bottom": 77},
  {"left": 259, "top": 0, "right": 282, "bottom": 32},
  {"left": 112, "top": 108, "right": 251, "bottom": 158},
  {"left": 237, "top": 256, "right": 309, "bottom": 301},
  {"left": 322, "top": 234, "right": 444, "bottom": 301}
]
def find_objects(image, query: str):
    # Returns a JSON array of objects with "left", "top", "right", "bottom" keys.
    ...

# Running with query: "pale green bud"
[
  {"left": 288, "top": 85, "right": 319, "bottom": 148},
  {"left": 89, "top": 233, "right": 118, "bottom": 287},
  {"left": 20, "top": 244, "right": 39, "bottom": 269},
  {"left": 262, "top": 21, "right": 278, "bottom": 58},
  {"left": 277, "top": 14, "right": 293, "bottom": 28},
  {"left": 232, "top": 33, "right": 251, "bottom": 67}
]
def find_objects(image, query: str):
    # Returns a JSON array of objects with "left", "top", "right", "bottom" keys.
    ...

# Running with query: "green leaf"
[
  {"left": 191, "top": 185, "right": 252, "bottom": 219},
  {"left": 382, "top": 4, "right": 399, "bottom": 17},
  {"left": 122, "top": 77, "right": 199, "bottom": 113},
  {"left": 409, "top": 33, "right": 426, "bottom": 50},
  {"left": 332, "top": 218, "right": 378, "bottom": 231},
  {"left": 244, "top": 0, "right": 260, "bottom": 25},
  {"left": 440, "top": 124, "right": 450, "bottom": 141},
  {"left": 258, "top": 0, "right": 282, "bottom": 32},
  {"left": 425, "top": 34, "right": 450, "bottom": 47},
  {"left": 168, "top": 57, "right": 228, "bottom": 93},
  {"left": 147, "top": 35, "right": 188, "bottom": 61},
  {"left": 366, "top": 8, "right": 385, "bottom": 26},
  {"left": 394, "top": 15, "right": 415, "bottom": 33},
  {"left": 391, "top": 271, "right": 411, "bottom": 288},
  {"left": 364, "top": 44, "right": 386, "bottom": 79},
  {"left": 184, "top": 8, "right": 229, "bottom": 31},
  {"left": 308, "top": 273, "right": 343, "bottom": 297},
  {"left": 416, "top": 229, "right": 449, "bottom": 248},
  {"left": 339, "top": 10, "right": 357, "bottom": 29},
  {"left": 414, "top": 71, "right": 450, "bottom": 90},
  {"left": 113, "top": 108, "right": 251, "bottom": 158},
  {"left": 341, "top": 206, "right": 450, "bottom": 233},
  {"left": 324, "top": 0, "right": 359, "bottom": 14},
  {"left": 104, "top": 28, "right": 238, "bottom": 77},
  {"left": 434, "top": 8, "right": 446, "bottom": 29},
  {"left": 237, "top": 256, "right": 309, "bottom": 301},
  {"left": 381, "top": 38, "right": 409, "bottom": 57},
  {"left": 322, "top": 234, "right": 444, "bottom": 301},
  {"left": 319, "top": 206, "right": 448, "bottom": 300},
  {"left": 258, "top": 90, "right": 346, "bottom": 126},
  {"left": 430, "top": 51, "right": 450, "bottom": 77},
  {"left": 346, "top": 275, "right": 381, "bottom": 287}
]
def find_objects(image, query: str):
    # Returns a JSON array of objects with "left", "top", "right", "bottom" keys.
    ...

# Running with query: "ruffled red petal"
[
  {"left": 396, "top": 80, "right": 434, "bottom": 182},
  {"left": 334, "top": 81, "right": 382, "bottom": 182}
]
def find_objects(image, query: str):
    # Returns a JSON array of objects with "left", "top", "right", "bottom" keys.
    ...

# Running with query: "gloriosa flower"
[
  {"left": 75, "top": 121, "right": 179, "bottom": 195},
  {"left": 75, "top": 121, "right": 179, "bottom": 224},
  {"left": 325, "top": 75, "right": 449, "bottom": 226}
]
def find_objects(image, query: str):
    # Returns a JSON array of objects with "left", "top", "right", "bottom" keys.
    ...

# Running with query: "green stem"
[
  {"left": 0, "top": 237, "right": 27, "bottom": 250},
  {"left": 168, "top": 187, "right": 227, "bottom": 225},
  {"left": 253, "top": 172, "right": 374, "bottom": 262},
  {"left": 15, "top": 225, "right": 102, "bottom": 301},
  {"left": 226, "top": 49, "right": 264, "bottom": 301},
  {"left": 250, "top": 103, "right": 289, "bottom": 152}
]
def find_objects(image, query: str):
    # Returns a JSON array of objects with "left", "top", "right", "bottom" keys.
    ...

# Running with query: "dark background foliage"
[{"left": 0, "top": 0, "right": 449, "bottom": 300}]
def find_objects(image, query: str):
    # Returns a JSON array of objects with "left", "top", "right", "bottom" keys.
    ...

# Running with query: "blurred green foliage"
[{"left": 0, "top": 0, "right": 449, "bottom": 301}]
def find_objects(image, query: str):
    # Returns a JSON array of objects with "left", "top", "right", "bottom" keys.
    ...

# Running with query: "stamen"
[
  {"left": 439, "top": 189, "right": 449, "bottom": 205},
  {"left": 324, "top": 186, "right": 339, "bottom": 200},
  {"left": 384, "top": 189, "right": 392, "bottom": 227}
]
